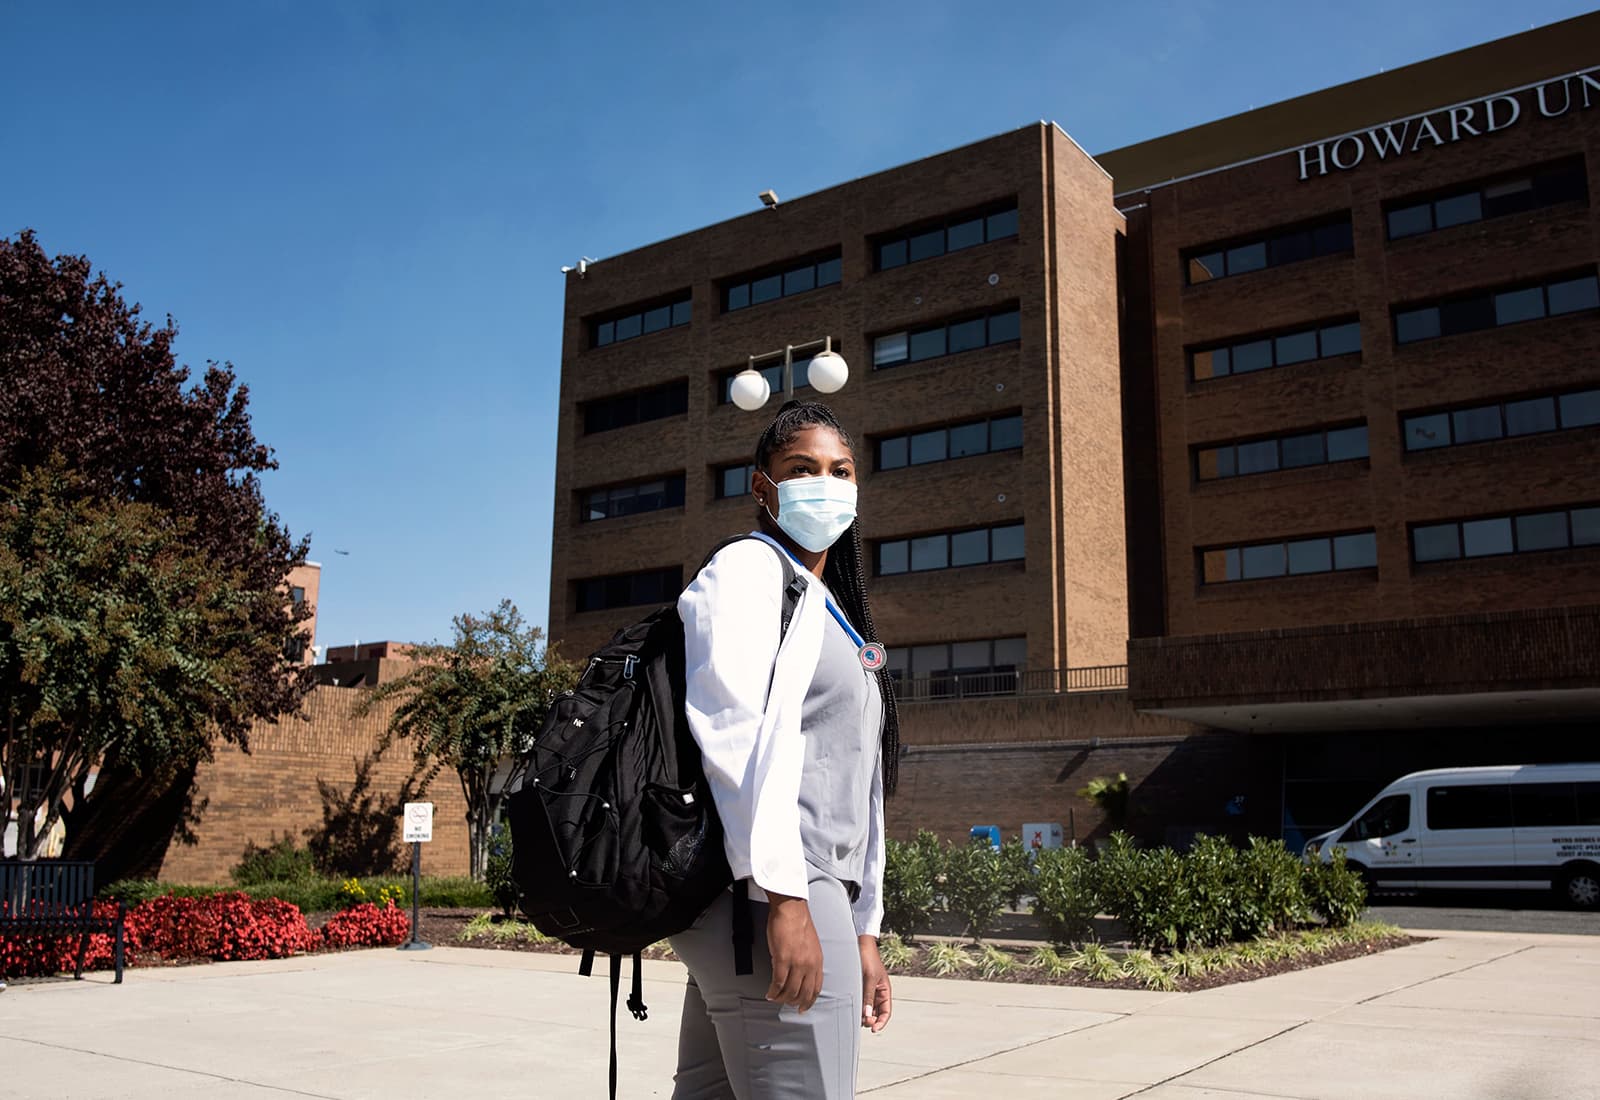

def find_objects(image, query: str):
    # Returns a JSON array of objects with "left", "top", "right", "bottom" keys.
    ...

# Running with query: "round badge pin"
[{"left": 858, "top": 642, "right": 887, "bottom": 671}]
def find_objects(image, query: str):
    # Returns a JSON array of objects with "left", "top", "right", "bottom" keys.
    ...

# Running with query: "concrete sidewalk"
[{"left": 2, "top": 930, "right": 1596, "bottom": 1099}]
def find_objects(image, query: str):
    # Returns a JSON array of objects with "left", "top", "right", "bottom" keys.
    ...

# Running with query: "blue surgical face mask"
[{"left": 760, "top": 472, "right": 858, "bottom": 552}]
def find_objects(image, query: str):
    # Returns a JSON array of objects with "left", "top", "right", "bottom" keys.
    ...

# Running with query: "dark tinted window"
[
  {"left": 592, "top": 292, "right": 692, "bottom": 348},
  {"left": 877, "top": 522, "right": 1025, "bottom": 575},
  {"left": 1579, "top": 782, "right": 1600, "bottom": 826},
  {"left": 1404, "top": 386, "right": 1600, "bottom": 452},
  {"left": 1412, "top": 503, "right": 1600, "bottom": 563},
  {"left": 1202, "top": 531, "right": 1377, "bottom": 585},
  {"left": 575, "top": 566, "right": 683, "bottom": 613},
  {"left": 583, "top": 475, "right": 686, "bottom": 521},
  {"left": 875, "top": 202, "right": 1019, "bottom": 271},
  {"left": 1191, "top": 319, "right": 1360, "bottom": 381},
  {"left": 1339, "top": 794, "right": 1411, "bottom": 842},
  {"left": 1385, "top": 159, "right": 1589, "bottom": 241},
  {"left": 1197, "top": 423, "right": 1366, "bottom": 481},
  {"left": 1512, "top": 783, "right": 1578, "bottom": 828},
  {"left": 1427, "top": 784, "right": 1513, "bottom": 830},
  {"left": 583, "top": 381, "right": 689, "bottom": 435},
  {"left": 717, "top": 463, "right": 755, "bottom": 499},
  {"left": 1184, "top": 214, "right": 1353, "bottom": 284},
  {"left": 723, "top": 251, "right": 843, "bottom": 312},
  {"left": 1394, "top": 271, "right": 1600, "bottom": 344},
  {"left": 874, "top": 307, "right": 1021, "bottom": 370}
]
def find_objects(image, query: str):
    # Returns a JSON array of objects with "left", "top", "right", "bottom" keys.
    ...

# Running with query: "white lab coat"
[{"left": 678, "top": 532, "right": 886, "bottom": 939}]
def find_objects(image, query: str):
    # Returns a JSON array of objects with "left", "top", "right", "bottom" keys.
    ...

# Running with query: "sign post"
[{"left": 399, "top": 802, "right": 433, "bottom": 951}]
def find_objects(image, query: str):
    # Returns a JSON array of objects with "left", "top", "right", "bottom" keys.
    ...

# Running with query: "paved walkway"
[{"left": 2, "top": 928, "right": 1597, "bottom": 1099}]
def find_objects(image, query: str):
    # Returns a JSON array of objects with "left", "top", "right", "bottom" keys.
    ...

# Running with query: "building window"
[
  {"left": 1185, "top": 215, "right": 1353, "bottom": 285},
  {"left": 1191, "top": 319, "right": 1361, "bottom": 381},
  {"left": 1200, "top": 530, "right": 1377, "bottom": 584},
  {"left": 575, "top": 565, "right": 684, "bottom": 613},
  {"left": 873, "top": 307, "right": 1020, "bottom": 370},
  {"left": 1386, "top": 158, "right": 1587, "bottom": 241},
  {"left": 716, "top": 344, "right": 840, "bottom": 404},
  {"left": 886, "top": 637, "right": 1027, "bottom": 698},
  {"left": 582, "top": 475, "right": 686, "bottom": 521},
  {"left": 722, "top": 252, "right": 842, "bottom": 312},
  {"left": 582, "top": 381, "right": 689, "bottom": 435},
  {"left": 1411, "top": 504, "right": 1600, "bottom": 563},
  {"left": 875, "top": 201, "right": 1018, "bottom": 272},
  {"left": 877, "top": 413, "right": 1023, "bottom": 471},
  {"left": 715, "top": 462, "right": 756, "bottom": 499},
  {"left": 590, "top": 291, "right": 692, "bottom": 349},
  {"left": 1403, "top": 385, "right": 1600, "bottom": 452},
  {"left": 1393, "top": 270, "right": 1600, "bottom": 345},
  {"left": 289, "top": 586, "right": 306, "bottom": 604},
  {"left": 877, "top": 522, "right": 1024, "bottom": 575},
  {"left": 1196, "top": 423, "right": 1367, "bottom": 481}
]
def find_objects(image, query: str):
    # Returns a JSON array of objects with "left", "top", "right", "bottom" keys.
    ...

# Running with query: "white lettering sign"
[
  {"left": 403, "top": 802, "right": 434, "bottom": 843},
  {"left": 1298, "top": 68, "right": 1596, "bottom": 180}
]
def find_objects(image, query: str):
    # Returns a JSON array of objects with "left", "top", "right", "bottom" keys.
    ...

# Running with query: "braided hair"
[{"left": 754, "top": 400, "right": 901, "bottom": 796}]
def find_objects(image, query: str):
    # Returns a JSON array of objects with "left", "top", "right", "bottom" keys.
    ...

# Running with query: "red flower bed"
[
  {"left": 2, "top": 893, "right": 409, "bottom": 979},
  {"left": 321, "top": 901, "right": 410, "bottom": 948},
  {"left": 0, "top": 899, "right": 122, "bottom": 979}
]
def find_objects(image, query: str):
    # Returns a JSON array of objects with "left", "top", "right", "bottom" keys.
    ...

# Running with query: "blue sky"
[{"left": 3, "top": 1, "right": 1594, "bottom": 653}]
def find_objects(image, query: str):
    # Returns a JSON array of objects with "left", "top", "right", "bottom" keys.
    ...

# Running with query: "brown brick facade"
[
  {"left": 156, "top": 684, "right": 471, "bottom": 884},
  {"left": 549, "top": 124, "right": 1127, "bottom": 673}
]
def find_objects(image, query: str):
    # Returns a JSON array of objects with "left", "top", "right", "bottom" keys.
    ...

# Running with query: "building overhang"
[{"left": 1129, "top": 604, "right": 1600, "bottom": 733}]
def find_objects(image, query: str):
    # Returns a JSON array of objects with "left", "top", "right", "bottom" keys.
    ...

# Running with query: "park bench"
[{"left": 0, "top": 860, "right": 125, "bottom": 983}]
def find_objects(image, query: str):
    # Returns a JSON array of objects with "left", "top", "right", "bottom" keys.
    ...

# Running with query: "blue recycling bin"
[{"left": 969, "top": 825, "right": 1001, "bottom": 850}]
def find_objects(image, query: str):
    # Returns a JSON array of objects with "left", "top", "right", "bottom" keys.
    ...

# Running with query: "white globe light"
[
  {"left": 808, "top": 350, "right": 849, "bottom": 394},
  {"left": 729, "top": 368, "right": 771, "bottom": 411}
]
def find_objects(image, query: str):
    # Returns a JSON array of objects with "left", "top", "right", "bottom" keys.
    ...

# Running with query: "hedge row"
[
  {"left": 101, "top": 875, "right": 492, "bottom": 913},
  {"left": 1, "top": 893, "right": 410, "bottom": 980},
  {"left": 883, "top": 830, "right": 1366, "bottom": 951}
]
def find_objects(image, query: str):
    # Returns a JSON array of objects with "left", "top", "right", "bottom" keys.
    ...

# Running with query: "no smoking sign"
[{"left": 403, "top": 802, "right": 434, "bottom": 843}]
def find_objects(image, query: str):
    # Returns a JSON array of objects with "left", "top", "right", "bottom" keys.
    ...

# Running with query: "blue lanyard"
[{"left": 770, "top": 542, "right": 866, "bottom": 648}]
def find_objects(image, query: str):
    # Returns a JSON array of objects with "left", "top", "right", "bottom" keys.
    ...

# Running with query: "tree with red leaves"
[{"left": 0, "top": 229, "right": 311, "bottom": 857}]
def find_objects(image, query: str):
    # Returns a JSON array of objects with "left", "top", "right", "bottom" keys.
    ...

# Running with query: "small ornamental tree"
[
  {"left": 363, "top": 601, "right": 577, "bottom": 879},
  {"left": 0, "top": 462, "right": 273, "bottom": 858}
]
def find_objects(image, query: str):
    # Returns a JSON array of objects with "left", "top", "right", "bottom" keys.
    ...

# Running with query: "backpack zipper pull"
[{"left": 623, "top": 655, "right": 637, "bottom": 681}]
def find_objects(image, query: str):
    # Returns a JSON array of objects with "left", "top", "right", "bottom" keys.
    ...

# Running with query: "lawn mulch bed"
[{"left": 418, "top": 908, "right": 1425, "bottom": 991}]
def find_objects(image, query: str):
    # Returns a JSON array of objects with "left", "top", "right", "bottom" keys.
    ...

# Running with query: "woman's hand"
[
  {"left": 765, "top": 894, "right": 824, "bottom": 1012},
  {"left": 859, "top": 936, "right": 893, "bottom": 1033}
]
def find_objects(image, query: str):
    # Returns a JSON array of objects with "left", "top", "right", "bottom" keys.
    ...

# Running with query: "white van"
[{"left": 1303, "top": 763, "right": 1600, "bottom": 909}]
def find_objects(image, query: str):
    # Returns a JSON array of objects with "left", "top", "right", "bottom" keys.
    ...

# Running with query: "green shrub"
[
  {"left": 997, "top": 837, "right": 1035, "bottom": 911},
  {"left": 882, "top": 833, "right": 940, "bottom": 941},
  {"left": 484, "top": 824, "right": 519, "bottom": 918},
  {"left": 231, "top": 835, "right": 318, "bottom": 886},
  {"left": 100, "top": 875, "right": 492, "bottom": 913},
  {"left": 1183, "top": 834, "right": 1245, "bottom": 947},
  {"left": 942, "top": 836, "right": 1009, "bottom": 940},
  {"left": 1097, "top": 833, "right": 1198, "bottom": 951},
  {"left": 1236, "top": 837, "right": 1309, "bottom": 938},
  {"left": 1030, "top": 846, "right": 1100, "bottom": 948},
  {"left": 1302, "top": 846, "right": 1367, "bottom": 927}
]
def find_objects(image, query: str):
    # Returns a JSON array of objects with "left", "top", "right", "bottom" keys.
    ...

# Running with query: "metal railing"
[{"left": 892, "top": 665, "right": 1128, "bottom": 703}]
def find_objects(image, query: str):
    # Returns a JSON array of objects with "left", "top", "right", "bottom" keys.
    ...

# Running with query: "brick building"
[{"left": 548, "top": 17, "right": 1600, "bottom": 846}]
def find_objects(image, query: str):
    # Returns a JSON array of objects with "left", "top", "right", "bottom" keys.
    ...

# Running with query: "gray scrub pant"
[{"left": 667, "top": 867, "right": 861, "bottom": 1099}]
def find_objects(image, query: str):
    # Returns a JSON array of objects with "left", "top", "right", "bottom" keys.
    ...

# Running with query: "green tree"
[
  {"left": 362, "top": 601, "right": 577, "bottom": 879},
  {"left": 1, "top": 231, "right": 311, "bottom": 851},
  {"left": 0, "top": 461, "right": 274, "bottom": 859}
]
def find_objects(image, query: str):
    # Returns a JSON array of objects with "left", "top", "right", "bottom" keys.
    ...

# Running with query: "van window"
[
  {"left": 1512, "top": 783, "right": 1578, "bottom": 828},
  {"left": 1580, "top": 783, "right": 1600, "bottom": 827},
  {"left": 1427, "top": 784, "right": 1512, "bottom": 830},
  {"left": 1339, "top": 793, "right": 1411, "bottom": 842}
]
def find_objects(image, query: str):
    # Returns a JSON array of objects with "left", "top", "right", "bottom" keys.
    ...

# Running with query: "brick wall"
[
  {"left": 155, "top": 684, "right": 471, "bottom": 884},
  {"left": 1130, "top": 602, "right": 1600, "bottom": 708},
  {"left": 1123, "top": 80, "right": 1600, "bottom": 640}
]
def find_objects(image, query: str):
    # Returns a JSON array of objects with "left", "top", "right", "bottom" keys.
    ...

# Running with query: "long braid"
[
  {"left": 822, "top": 520, "right": 901, "bottom": 795},
  {"left": 755, "top": 400, "right": 902, "bottom": 797}
]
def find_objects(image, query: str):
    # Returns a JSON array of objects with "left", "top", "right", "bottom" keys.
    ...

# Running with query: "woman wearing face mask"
[{"left": 670, "top": 400, "right": 902, "bottom": 1100}]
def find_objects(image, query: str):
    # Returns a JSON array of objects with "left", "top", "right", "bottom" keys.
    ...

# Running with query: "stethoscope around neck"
[{"left": 768, "top": 539, "right": 887, "bottom": 673}]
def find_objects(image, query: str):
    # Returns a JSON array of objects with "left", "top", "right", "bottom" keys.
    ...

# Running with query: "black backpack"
[{"left": 505, "top": 535, "right": 803, "bottom": 1098}]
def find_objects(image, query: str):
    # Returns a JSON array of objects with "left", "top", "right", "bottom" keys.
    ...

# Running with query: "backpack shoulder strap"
[{"left": 698, "top": 535, "right": 805, "bottom": 641}]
